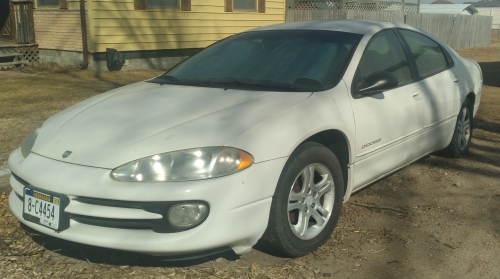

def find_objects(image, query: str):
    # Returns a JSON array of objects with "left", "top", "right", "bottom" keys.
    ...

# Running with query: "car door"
[
  {"left": 398, "top": 29, "right": 461, "bottom": 153},
  {"left": 348, "top": 29, "right": 424, "bottom": 190}
]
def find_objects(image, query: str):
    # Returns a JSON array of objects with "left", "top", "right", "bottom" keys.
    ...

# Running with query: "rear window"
[
  {"left": 399, "top": 30, "right": 449, "bottom": 79},
  {"left": 150, "top": 30, "right": 361, "bottom": 92}
]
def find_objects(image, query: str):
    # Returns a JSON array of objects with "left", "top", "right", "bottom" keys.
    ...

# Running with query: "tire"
[
  {"left": 261, "top": 142, "right": 344, "bottom": 258},
  {"left": 440, "top": 98, "right": 473, "bottom": 158}
]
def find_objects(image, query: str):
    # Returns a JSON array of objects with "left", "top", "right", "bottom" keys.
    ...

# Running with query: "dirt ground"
[{"left": 0, "top": 41, "right": 499, "bottom": 279}]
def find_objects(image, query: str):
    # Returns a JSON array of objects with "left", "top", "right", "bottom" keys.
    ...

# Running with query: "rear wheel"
[
  {"left": 441, "top": 99, "right": 473, "bottom": 157},
  {"left": 261, "top": 142, "right": 344, "bottom": 257}
]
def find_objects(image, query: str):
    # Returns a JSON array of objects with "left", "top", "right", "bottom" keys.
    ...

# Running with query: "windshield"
[{"left": 149, "top": 30, "right": 361, "bottom": 92}]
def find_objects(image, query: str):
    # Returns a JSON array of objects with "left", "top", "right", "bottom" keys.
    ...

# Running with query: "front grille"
[
  {"left": 70, "top": 214, "right": 152, "bottom": 230},
  {"left": 74, "top": 196, "right": 165, "bottom": 210},
  {"left": 12, "top": 172, "right": 29, "bottom": 186},
  {"left": 12, "top": 174, "right": 209, "bottom": 233},
  {"left": 12, "top": 173, "right": 26, "bottom": 201},
  {"left": 72, "top": 196, "right": 209, "bottom": 233},
  {"left": 15, "top": 191, "right": 23, "bottom": 201}
]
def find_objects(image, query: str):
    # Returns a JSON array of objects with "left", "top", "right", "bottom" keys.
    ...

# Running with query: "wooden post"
[
  {"left": 402, "top": 0, "right": 406, "bottom": 13},
  {"left": 28, "top": 1, "right": 35, "bottom": 43},
  {"left": 417, "top": 0, "right": 420, "bottom": 13},
  {"left": 376, "top": 0, "right": 379, "bottom": 11},
  {"left": 79, "top": 0, "right": 88, "bottom": 68},
  {"left": 9, "top": 1, "right": 17, "bottom": 44}
]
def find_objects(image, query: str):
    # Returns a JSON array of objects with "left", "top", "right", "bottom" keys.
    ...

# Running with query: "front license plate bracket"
[{"left": 22, "top": 185, "right": 70, "bottom": 232}]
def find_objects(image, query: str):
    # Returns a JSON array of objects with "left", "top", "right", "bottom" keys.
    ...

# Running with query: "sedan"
[{"left": 8, "top": 20, "right": 482, "bottom": 258}]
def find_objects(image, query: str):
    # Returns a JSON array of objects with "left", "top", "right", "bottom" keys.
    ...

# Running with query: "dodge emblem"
[{"left": 62, "top": 151, "right": 72, "bottom": 158}]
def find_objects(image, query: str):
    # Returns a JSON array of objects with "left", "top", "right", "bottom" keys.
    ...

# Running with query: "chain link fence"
[{"left": 291, "top": 0, "right": 418, "bottom": 12}]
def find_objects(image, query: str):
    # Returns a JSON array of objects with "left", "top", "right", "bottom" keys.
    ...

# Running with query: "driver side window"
[{"left": 355, "top": 30, "right": 412, "bottom": 91}]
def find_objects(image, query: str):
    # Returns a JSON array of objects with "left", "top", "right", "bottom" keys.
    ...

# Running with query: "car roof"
[{"left": 251, "top": 19, "right": 416, "bottom": 35}]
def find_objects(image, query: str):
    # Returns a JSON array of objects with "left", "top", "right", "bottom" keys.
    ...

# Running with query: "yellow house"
[{"left": 30, "top": 0, "right": 285, "bottom": 70}]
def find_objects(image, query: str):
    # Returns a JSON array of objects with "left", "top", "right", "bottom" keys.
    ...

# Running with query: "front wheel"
[
  {"left": 261, "top": 142, "right": 344, "bottom": 257},
  {"left": 440, "top": 99, "right": 473, "bottom": 158}
]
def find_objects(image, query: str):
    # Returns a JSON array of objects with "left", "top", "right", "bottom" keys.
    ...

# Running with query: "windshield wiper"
[
  {"left": 200, "top": 78, "right": 301, "bottom": 92},
  {"left": 249, "top": 80, "right": 299, "bottom": 91},
  {"left": 148, "top": 76, "right": 314, "bottom": 92},
  {"left": 149, "top": 75, "right": 181, "bottom": 85}
]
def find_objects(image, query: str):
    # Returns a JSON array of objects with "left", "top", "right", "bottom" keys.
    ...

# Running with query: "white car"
[{"left": 8, "top": 20, "right": 482, "bottom": 258}]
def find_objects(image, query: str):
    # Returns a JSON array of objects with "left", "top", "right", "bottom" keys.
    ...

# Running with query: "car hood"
[{"left": 32, "top": 82, "right": 311, "bottom": 168}]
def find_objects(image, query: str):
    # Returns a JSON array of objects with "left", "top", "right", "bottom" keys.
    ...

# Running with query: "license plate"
[{"left": 23, "top": 188, "right": 60, "bottom": 230}]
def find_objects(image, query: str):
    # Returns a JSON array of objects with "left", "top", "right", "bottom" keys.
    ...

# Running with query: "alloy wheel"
[
  {"left": 287, "top": 163, "right": 335, "bottom": 240},
  {"left": 457, "top": 106, "right": 471, "bottom": 151}
]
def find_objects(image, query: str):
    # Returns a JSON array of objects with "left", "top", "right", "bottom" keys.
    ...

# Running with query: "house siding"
[
  {"left": 89, "top": 0, "right": 285, "bottom": 52},
  {"left": 33, "top": 10, "right": 84, "bottom": 51},
  {"left": 67, "top": 0, "right": 82, "bottom": 10},
  {"left": 33, "top": 0, "right": 90, "bottom": 51}
]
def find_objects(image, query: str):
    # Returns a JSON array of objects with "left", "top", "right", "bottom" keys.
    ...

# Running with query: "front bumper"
[{"left": 8, "top": 149, "right": 287, "bottom": 255}]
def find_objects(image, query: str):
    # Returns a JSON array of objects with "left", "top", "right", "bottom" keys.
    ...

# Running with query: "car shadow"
[
  {"left": 478, "top": 61, "right": 500, "bottom": 87},
  {"left": 475, "top": 119, "right": 500, "bottom": 135},
  {"left": 21, "top": 224, "right": 240, "bottom": 268}
]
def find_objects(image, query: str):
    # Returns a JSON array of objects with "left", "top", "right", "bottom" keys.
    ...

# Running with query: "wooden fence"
[
  {"left": 286, "top": 10, "right": 493, "bottom": 50},
  {"left": 406, "top": 13, "right": 492, "bottom": 50},
  {"left": 286, "top": 10, "right": 405, "bottom": 22}
]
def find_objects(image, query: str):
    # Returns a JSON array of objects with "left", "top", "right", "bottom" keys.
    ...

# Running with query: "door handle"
[{"left": 453, "top": 77, "right": 460, "bottom": 84}]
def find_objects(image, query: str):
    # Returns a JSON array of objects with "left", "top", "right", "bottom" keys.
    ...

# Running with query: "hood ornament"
[{"left": 62, "top": 151, "right": 72, "bottom": 158}]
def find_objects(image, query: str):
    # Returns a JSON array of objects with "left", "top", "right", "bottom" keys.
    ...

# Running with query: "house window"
[
  {"left": 37, "top": 0, "right": 68, "bottom": 9},
  {"left": 135, "top": 0, "right": 191, "bottom": 10},
  {"left": 145, "top": 0, "right": 178, "bottom": 8},
  {"left": 225, "top": 0, "right": 265, "bottom": 13},
  {"left": 234, "top": 0, "right": 256, "bottom": 10},
  {"left": 38, "top": 0, "right": 59, "bottom": 7}
]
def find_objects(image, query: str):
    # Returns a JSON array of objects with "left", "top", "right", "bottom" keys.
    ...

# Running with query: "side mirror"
[{"left": 357, "top": 71, "right": 398, "bottom": 96}]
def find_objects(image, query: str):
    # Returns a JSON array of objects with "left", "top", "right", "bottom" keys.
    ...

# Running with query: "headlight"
[
  {"left": 21, "top": 126, "right": 41, "bottom": 158},
  {"left": 110, "top": 147, "right": 253, "bottom": 182}
]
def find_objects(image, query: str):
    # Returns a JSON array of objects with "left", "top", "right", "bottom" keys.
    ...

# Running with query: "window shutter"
[
  {"left": 258, "top": 0, "right": 265, "bottom": 13},
  {"left": 134, "top": 0, "right": 146, "bottom": 10},
  {"left": 181, "top": 0, "right": 191, "bottom": 11},
  {"left": 225, "top": 0, "right": 233, "bottom": 12},
  {"left": 59, "top": 0, "right": 68, "bottom": 9}
]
